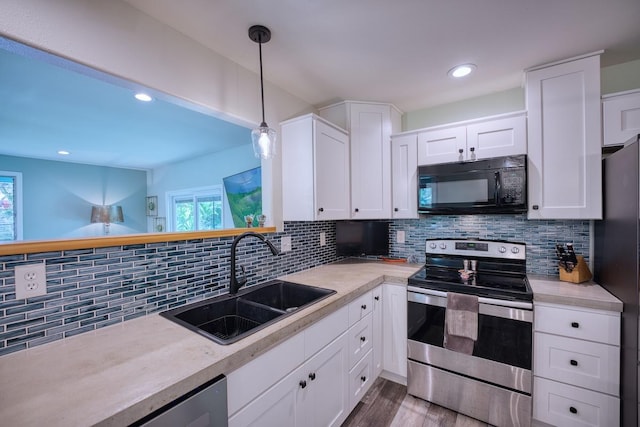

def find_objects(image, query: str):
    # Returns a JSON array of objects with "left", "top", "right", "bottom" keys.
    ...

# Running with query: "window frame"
[
  {"left": 165, "top": 185, "right": 224, "bottom": 233},
  {"left": 0, "top": 171, "right": 23, "bottom": 241}
]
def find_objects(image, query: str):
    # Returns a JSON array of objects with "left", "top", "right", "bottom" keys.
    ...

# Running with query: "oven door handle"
[{"left": 408, "top": 288, "right": 533, "bottom": 323}]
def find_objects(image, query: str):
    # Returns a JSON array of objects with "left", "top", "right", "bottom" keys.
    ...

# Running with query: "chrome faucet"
[{"left": 229, "top": 231, "right": 280, "bottom": 295}]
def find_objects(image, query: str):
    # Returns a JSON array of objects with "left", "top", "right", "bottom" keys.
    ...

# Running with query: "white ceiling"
[
  {"left": 3, "top": 1, "right": 640, "bottom": 170},
  {"left": 123, "top": 0, "right": 640, "bottom": 112}
]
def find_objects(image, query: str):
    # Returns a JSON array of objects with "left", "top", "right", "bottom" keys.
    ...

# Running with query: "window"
[
  {"left": 167, "top": 186, "right": 223, "bottom": 232},
  {"left": 0, "top": 171, "right": 23, "bottom": 241}
]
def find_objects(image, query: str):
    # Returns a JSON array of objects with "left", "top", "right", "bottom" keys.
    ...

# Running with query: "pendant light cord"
[{"left": 258, "top": 35, "right": 266, "bottom": 125}]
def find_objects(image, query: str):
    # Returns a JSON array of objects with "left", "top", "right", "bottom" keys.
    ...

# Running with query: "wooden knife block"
[{"left": 559, "top": 255, "right": 592, "bottom": 284}]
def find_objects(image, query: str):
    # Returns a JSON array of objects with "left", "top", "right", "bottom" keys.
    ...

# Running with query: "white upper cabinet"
[
  {"left": 281, "top": 114, "right": 350, "bottom": 221},
  {"left": 417, "top": 126, "right": 467, "bottom": 165},
  {"left": 602, "top": 89, "right": 640, "bottom": 146},
  {"left": 417, "top": 113, "right": 526, "bottom": 165},
  {"left": 319, "top": 101, "right": 401, "bottom": 219},
  {"left": 526, "top": 52, "right": 603, "bottom": 219},
  {"left": 391, "top": 133, "right": 418, "bottom": 219}
]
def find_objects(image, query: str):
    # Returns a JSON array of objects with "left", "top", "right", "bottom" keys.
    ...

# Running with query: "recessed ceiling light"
[
  {"left": 57, "top": 150, "right": 70, "bottom": 155},
  {"left": 448, "top": 64, "right": 477, "bottom": 78},
  {"left": 134, "top": 93, "right": 153, "bottom": 102}
]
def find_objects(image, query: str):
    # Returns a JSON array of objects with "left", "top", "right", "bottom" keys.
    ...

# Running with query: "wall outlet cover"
[
  {"left": 15, "top": 263, "right": 47, "bottom": 300},
  {"left": 397, "top": 230, "right": 406, "bottom": 244},
  {"left": 320, "top": 232, "right": 326, "bottom": 247},
  {"left": 281, "top": 236, "right": 292, "bottom": 252}
]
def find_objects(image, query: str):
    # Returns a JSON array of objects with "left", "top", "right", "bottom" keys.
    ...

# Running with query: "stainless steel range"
[{"left": 407, "top": 238, "right": 533, "bottom": 427}]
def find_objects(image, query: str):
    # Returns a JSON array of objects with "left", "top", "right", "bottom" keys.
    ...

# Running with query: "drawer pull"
[
  {"left": 571, "top": 322, "right": 579, "bottom": 328},
  {"left": 569, "top": 406, "right": 578, "bottom": 414},
  {"left": 570, "top": 359, "right": 578, "bottom": 366},
  {"left": 374, "top": 296, "right": 380, "bottom": 301},
  {"left": 308, "top": 372, "right": 316, "bottom": 381},
  {"left": 299, "top": 380, "right": 307, "bottom": 389},
  {"left": 361, "top": 375, "right": 367, "bottom": 382},
  {"left": 361, "top": 304, "right": 367, "bottom": 310},
  {"left": 360, "top": 336, "right": 366, "bottom": 342}
]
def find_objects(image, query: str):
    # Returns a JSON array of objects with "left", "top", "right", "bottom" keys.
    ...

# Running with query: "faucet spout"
[{"left": 229, "top": 231, "right": 281, "bottom": 295}]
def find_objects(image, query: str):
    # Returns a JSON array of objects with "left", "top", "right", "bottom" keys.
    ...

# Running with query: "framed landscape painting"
[{"left": 223, "top": 167, "right": 262, "bottom": 228}]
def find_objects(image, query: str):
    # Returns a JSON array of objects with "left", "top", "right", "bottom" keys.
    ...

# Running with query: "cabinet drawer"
[
  {"left": 534, "top": 304, "right": 620, "bottom": 345},
  {"left": 533, "top": 377, "right": 619, "bottom": 427},
  {"left": 348, "top": 349, "right": 373, "bottom": 411},
  {"left": 349, "top": 291, "right": 373, "bottom": 326},
  {"left": 348, "top": 312, "right": 373, "bottom": 368},
  {"left": 534, "top": 332, "right": 619, "bottom": 395}
]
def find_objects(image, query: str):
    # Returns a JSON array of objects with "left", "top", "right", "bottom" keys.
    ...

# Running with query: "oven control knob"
[
  {"left": 499, "top": 246, "right": 507, "bottom": 253},
  {"left": 511, "top": 247, "right": 520, "bottom": 254},
  {"left": 429, "top": 242, "right": 437, "bottom": 249},
  {"left": 439, "top": 243, "right": 447, "bottom": 249}
]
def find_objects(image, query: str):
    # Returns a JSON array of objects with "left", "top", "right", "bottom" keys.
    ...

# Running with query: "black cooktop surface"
[{"left": 408, "top": 266, "right": 533, "bottom": 302}]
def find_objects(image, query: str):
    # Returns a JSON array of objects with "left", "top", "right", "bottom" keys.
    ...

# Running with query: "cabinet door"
[
  {"left": 466, "top": 115, "right": 526, "bottom": 159},
  {"left": 229, "top": 363, "right": 304, "bottom": 427},
  {"left": 602, "top": 90, "right": 640, "bottom": 146},
  {"left": 391, "top": 134, "right": 418, "bottom": 219},
  {"left": 298, "top": 333, "right": 349, "bottom": 427},
  {"left": 382, "top": 284, "right": 407, "bottom": 378},
  {"left": 315, "top": 120, "right": 351, "bottom": 220},
  {"left": 371, "top": 286, "right": 383, "bottom": 377},
  {"left": 349, "top": 103, "right": 392, "bottom": 219},
  {"left": 526, "top": 54, "right": 602, "bottom": 219},
  {"left": 417, "top": 126, "right": 466, "bottom": 165}
]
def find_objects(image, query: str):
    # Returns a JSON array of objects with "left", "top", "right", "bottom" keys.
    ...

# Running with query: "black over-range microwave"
[{"left": 418, "top": 154, "right": 527, "bottom": 215}]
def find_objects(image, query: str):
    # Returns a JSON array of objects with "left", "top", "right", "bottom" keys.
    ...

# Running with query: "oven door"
[{"left": 407, "top": 287, "right": 532, "bottom": 394}]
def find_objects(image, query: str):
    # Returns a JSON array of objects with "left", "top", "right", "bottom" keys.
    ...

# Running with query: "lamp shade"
[
  {"left": 90, "top": 205, "right": 124, "bottom": 224},
  {"left": 251, "top": 123, "right": 277, "bottom": 159}
]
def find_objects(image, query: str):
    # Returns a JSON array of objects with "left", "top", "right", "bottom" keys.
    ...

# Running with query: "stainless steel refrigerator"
[{"left": 594, "top": 134, "right": 640, "bottom": 427}]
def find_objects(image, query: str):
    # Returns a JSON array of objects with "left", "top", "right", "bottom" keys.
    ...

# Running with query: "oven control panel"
[{"left": 425, "top": 239, "right": 525, "bottom": 260}]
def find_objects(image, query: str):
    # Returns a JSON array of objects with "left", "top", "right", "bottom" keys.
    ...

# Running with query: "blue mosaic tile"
[{"left": 0, "top": 218, "right": 587, "bottom": 355}]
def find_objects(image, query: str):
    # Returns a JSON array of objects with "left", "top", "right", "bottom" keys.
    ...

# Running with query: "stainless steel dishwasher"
[{"left": 132, "top": 375, "right": 228, "bottom": 427}]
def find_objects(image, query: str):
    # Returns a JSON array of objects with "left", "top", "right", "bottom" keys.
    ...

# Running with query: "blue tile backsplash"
[{"left": 0, "top": 216, "right": 589, "bottom": 356}]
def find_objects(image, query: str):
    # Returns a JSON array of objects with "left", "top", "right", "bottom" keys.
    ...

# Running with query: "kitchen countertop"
[
  {"left": 0, "top": 262, "right": 623, "bottom": 426},
  {"left": 528, "top": 275, "right": 623, "bottom": 312},
  {"left": 0, "top": 260, "right": 421, "bottom": 427}
]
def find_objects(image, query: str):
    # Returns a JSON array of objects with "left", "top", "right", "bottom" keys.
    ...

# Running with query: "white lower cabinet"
[
  {"left": 229, "top": 333, "right": 349, "bottom": 427},
  {"left": 382, "top": 283, "right": 407, "bottom": 379},
  {"left": 532, "top": 302, "right": 621, "bottom": 427},
  {"left": 228, "top": 284, "right": 390, "bottom": 427}
]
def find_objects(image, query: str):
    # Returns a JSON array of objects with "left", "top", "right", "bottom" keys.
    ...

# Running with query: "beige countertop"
[
  {"left": 0, "top": 260, "right": 421, "bottom": 427},
  {"left": 0, "top": 261, "right": 623, "bottom": 426},
  {"left": 528, "top": 275, "right": 623, "bottom": 312}
]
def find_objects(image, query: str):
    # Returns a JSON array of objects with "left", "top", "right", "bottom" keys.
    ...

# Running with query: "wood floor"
[{"left": 342, "top": 377, "right": 494, "bottom": 427}]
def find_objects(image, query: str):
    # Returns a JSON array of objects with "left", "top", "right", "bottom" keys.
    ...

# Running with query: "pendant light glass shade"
[
  {"left": 249, "top": 25, "right": 276, "bottom": 160},
  {"left": 252, "top": 122, "right": 277, "bottom": 159}
]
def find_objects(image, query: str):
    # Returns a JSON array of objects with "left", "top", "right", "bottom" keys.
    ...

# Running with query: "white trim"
[
  {"left": 165, "top": 184, "right": 224, "bottom": 232},
  {"left": 524, "top": 50, "right": 604, "bottom": 72},
  {"left": 0, "top": 171, "right": 23, "bottom": 240}
]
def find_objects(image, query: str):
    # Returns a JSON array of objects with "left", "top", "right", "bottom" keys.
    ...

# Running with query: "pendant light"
[{"left": 249, "top": 25, "right": 276, "bottom": 160}]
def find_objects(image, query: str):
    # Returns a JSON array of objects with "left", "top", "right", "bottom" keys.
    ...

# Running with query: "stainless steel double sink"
[{"left": 161, "top": 280, "right": 336, "bottom": 345}]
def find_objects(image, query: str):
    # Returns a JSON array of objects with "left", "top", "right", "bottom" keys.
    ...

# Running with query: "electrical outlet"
[
  {"left": 397, "top": 230, "right": 406, "bottom": 244},
  {"left": 319, "top": 232, "right": 326, "bottom": 246},
  {"left": 281, "top": 236, "right": 292, "bottom": 252},
  {"left": 15, "top": 263, "right": 47, "bottom": 300}
]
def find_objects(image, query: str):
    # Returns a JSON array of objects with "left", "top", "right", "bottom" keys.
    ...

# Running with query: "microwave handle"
[{"left": 494, "top": 171, "right": 501, "bottom": 205}]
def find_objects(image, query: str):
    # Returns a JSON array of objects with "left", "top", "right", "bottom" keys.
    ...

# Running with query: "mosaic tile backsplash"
[{"left": 0, "top": 215, "right": 589, "bottom": 356}]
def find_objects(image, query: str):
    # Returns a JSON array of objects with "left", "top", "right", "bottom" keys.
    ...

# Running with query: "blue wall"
[{"left": 0, "top": 155, "right": 147, "bottom": 240}]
